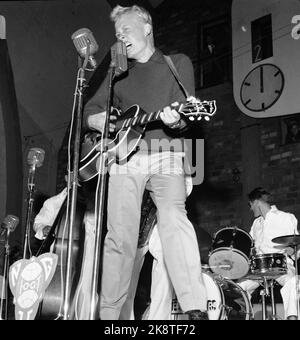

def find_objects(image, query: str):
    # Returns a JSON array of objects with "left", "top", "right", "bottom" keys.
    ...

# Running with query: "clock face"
[{"left": 240, "top": 64, "right": 284, "bottom": 112}]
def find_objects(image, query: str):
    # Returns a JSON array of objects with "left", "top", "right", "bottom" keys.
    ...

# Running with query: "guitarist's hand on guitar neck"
[
  {"left": 41, "top": 225, "right": 52, "bottom": 238},
  {"left": 87, "top": 111, "right": 117, "bottom": 134},
  {"left": 160, "top": 101, "right": 186, "bottom": 129}
]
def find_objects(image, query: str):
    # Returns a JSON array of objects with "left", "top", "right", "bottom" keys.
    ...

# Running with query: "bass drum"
[
  {"left": 206, "top": 274, "right": 252, "bottom": 320},
  {"left": 209, "top": 227, "right": 253, "bottom": 280},
  {"left": 171, "top": 273, "right": 252, "bottom": 320}
]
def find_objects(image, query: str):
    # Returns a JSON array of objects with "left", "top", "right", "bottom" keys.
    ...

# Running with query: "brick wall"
[
  {"left": 189, "top": 83, "right": 243, "bottom": 236},
  {"left": 260, "top": 117, "right": 300, "bottom": 219}
]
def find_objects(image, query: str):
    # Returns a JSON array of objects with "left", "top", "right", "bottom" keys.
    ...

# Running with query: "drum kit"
[{"left": 172, "top": 226, "right": 300, "bottom": 320}]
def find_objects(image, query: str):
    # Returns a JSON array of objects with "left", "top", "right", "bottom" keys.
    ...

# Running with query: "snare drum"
[
  {"left": 250, "top": 253, "right": 288, "bottom": 278},
  {"left": 171, "top": 273, "right": 252, "bottom": 320},
  {"left": 209, "top": 227, "right": 253, "bottom": 280}
]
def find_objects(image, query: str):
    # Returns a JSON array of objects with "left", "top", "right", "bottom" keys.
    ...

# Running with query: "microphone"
[
  {"left": 27, "top": 148, "right": 45, "bottom": 169},
  {"left": 110, "top": 41, "right": 128, "bottom": 76},
  {"left": 71, "top": 28, "right": 99, "bottom": 69},
  {"left": 0, "top": 215, "right": 19, "bottom": 236},
  {"left": 27, "top": 148, "right": 45, "bottom": 189}
]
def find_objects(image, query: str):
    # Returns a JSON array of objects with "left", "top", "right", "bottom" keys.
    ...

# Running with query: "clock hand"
[{"left": 260, "top": 66, "right": 264, "bottom": 93}]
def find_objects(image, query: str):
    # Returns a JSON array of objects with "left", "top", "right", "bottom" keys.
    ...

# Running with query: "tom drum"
[{"left": 209, "top": 227, "right": 253, "bottom": 280}]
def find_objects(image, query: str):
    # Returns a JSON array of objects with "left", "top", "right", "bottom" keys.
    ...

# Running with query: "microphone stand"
[
  {"left": 62, "top": 46, "right": 90, "bottom": 320},
  {"left": 22, "top": 166, "right": 36, "bottom": 259},
  {"left": 0, "top": 229, "right": 10, "bottom": 320},
  {"left": 89, "top": 58, "right": 116, "bottom": 320}
]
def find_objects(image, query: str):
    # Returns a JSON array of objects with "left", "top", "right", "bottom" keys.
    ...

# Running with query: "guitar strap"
[{"left": 163, "top": 55, "right": 190, "bottom": 99}]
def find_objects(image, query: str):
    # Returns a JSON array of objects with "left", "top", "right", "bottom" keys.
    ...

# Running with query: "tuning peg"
[
  {"left": 197, "top": 116, "right": 202, "bottom": 121},
  {"left": 189, "top": 117, "right": 195, "bottom": 121},
  {"left": 204, "top": 116, "right": 210, "bottom": 121}
]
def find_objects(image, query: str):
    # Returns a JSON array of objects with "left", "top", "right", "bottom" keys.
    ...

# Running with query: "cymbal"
[{"left": 272, "top": 235, "right": 300, "bottom": 247}]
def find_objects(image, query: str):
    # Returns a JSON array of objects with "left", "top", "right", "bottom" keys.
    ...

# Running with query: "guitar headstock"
[{"left": 178, "top": 96, "right": 217, "bottom": 121}]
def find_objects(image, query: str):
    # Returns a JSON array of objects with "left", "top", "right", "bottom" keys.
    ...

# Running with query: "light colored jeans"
[{"left": 100, "top": 151, "right": 207, "bottom": 320}]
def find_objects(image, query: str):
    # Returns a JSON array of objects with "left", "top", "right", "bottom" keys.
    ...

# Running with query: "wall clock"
[{"left": 240, "top": 63, "right": 284, "bottom": 112}]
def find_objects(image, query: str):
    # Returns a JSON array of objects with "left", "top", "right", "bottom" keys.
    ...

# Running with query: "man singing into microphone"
[{"left": 83, "top": 5, "right": 208, "bottom": 320}]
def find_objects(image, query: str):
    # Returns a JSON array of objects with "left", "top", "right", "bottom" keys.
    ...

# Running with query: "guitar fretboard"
[
  {"left": 113, "top": 100, "right": 216, "bottom": 132},
  {"left": 116, "top": 109, "right": 163, "bottom": 131}
]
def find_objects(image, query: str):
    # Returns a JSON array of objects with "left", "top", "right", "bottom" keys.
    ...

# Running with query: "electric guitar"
[{"left": 79, "top": 97, "right": 217, "bottom": 182}]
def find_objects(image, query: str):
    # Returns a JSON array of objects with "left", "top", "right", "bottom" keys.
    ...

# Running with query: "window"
[
  {"left": 251, "top": 14, "right": 273, "bottom": 64},
  {"left": 197, "top": 17, "right": 232, "bottom": 89}
]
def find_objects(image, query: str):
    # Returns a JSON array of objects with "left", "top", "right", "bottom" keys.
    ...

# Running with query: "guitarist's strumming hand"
[
  {"left": 160, "top": 102, "right": 187, "bottom": 129},
  {"left": 87, "top": 111, "right": 117, "bottom": 133},
  {"left": 42, "top": 225, "right": 52, "bottom": 238}
]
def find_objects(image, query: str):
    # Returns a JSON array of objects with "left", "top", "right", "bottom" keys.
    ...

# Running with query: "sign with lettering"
[{"left": 9, "top": 253, "right": 58, "bottom": 320}]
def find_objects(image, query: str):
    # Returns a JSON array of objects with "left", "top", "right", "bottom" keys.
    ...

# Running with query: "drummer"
[{"left": 237, "top": 187, "right": 299, "bottom": 320}]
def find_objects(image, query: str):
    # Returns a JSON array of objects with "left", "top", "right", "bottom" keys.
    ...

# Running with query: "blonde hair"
[{"left": 110, "top": 5, "right": 152, "bottom": 26}]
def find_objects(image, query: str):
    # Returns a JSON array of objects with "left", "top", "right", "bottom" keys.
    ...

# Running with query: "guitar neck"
[
  {"left": 114, "top": 99, "right": 216, "bottom": 132},
  {"left": 115, "top": 108, "right": 163, "bottom": 131}
]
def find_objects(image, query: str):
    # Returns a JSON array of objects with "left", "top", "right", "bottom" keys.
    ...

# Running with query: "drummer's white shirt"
[{"left": 250, "top": 205, "right": 298, "bottom": 257}]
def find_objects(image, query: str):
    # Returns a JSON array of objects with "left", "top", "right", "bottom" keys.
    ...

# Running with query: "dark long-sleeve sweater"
[{"left": 83, "top": 49, "right": 195, "bottom": 152}]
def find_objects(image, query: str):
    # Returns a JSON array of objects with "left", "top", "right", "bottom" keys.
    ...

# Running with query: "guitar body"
[
  {"left": 79, "top": 105, "right": 146, "bottom": 182},
  {"left": 79, "top": 98, "right": 217, "bottom": 182}
]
